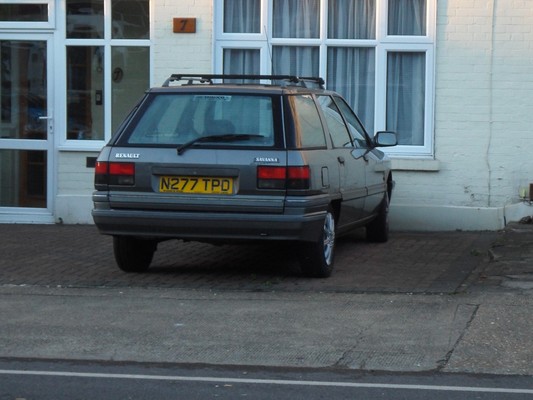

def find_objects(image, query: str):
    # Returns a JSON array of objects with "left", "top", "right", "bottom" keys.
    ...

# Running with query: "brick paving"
[{"left": 0, "top": 224, "right": 498, "bottom": 294}]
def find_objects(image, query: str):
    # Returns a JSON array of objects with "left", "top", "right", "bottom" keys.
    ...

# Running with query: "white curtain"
[
  {"left": 272, "top": 0, "right": 320, "bottom": 38},
  {"left": 388, "top": 0, "right": 426, "bottom": 35},
  {"left": 386, "top": 52, "right": 425, "bottom": 145},
  {"left": 223, "top": 49, "right": 260, "bottom": 79},
  {"left": 328, "top": 0, "right": 376, "bottom": 39},
  {"left": 223, "top": 0, "right": 261, "bottom": 33},
  {"left": 272, "top": 46, "right": 319, "bottom": 77},
  {"left": 327, "top": 47, "right": 375, "bottom": 133}
]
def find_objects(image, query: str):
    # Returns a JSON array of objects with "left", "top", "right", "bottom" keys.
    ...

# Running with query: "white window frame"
[
  {"left": 58, "top": 0, "right": 152, "bottom": 151},
  {"left": 214, "top": 0, "right": 436, "bottom": 158}
]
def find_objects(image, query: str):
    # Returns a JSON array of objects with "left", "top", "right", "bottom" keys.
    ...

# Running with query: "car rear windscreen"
[{"left": 125, "top": 94, "right": 276, "bottom": 146}]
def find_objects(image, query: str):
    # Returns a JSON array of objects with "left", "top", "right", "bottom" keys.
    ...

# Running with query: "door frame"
[{"left": 0, "top": 33, "right": 56, "bottom": 223}]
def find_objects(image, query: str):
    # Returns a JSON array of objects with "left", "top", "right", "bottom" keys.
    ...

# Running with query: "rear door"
[
  {"left": 106, "top": 90, "right": 288, "bottom": 214},
  {"left": 334, "top": 96, "right": 386, "bottom": 218},
  {"left": 316, "top": 95, "right": 367, "bottom": 228}
]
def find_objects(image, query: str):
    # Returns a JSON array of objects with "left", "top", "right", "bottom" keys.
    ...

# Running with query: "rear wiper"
[{"left": 177, "top": 134, "right": 264, "bottom": 155}]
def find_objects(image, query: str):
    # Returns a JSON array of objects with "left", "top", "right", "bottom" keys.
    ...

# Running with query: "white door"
[{"left": 0, "top": 35, "right": 54, "bottom": 223}]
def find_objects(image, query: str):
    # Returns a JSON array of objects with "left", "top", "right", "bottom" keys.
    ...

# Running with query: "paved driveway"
[{"left": 0, "top": 224, "right": 497, "bottom": 294}]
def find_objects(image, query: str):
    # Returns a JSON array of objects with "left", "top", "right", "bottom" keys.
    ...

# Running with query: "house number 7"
[{"left": 173, "top": 18, "right": 196, "bottom": 33}]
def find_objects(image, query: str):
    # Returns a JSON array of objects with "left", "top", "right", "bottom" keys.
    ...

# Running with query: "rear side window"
[
  {"left": 333, "top": 96, "right": 370, "bottom": 149},
  {"left": 124, "top": 94, "right": 276, "bottom": 146},
  {"left": 288, "top": 95, "right": 326, "bottom": 148},
  {"left": 316, "top": 95, "right": 353, "bottom": 148}
]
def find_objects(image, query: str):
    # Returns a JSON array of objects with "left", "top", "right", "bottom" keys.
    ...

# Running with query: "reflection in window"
[
  {"left": 327, "top": 47, "right": 375, "bottom": 134},
  {"left": 387, "top": 52, "right": 425, "bottom": 145},
  {"left": 112, "top": 0, "right": 149, "bottom": 39},
  {"left": 224, "top": 0, "right": 260, "bottom": 33},
  {"left": 66, "top": 46, "right": 104, "bottom": 140},
  {"left": 273, "top": 0, "right": 320, "bottom": 38},
  {"left": 272, "top": 46, "right": 319, "bottom": 77},
  {"left": 66, "top": 0, "right": 104, "bottom": 39},
  {"left": 112, "top": 47, "right": 150, "bottom": 133},
  {"left": 328, "top": 0, "right": 376, "bottom": 39},
  {"left": 388, "top": 0, "right": 426, "bottom": 35},
  {"left": 289, "top": 95, "right": 326, "bottom": 148},
  {"left": 0, "top": 150, "right": 46, "bottom": 208},
  {"left": 0, "top": 4, "right": 47, "bottom": 21},
  {"left": 316, "top": 96, "right": 353, "bottom": 148}
]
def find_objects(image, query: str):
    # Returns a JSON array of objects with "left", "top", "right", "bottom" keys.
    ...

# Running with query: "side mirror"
[{"left": 374, "top": 131, "right": 397, "bottom": 147}]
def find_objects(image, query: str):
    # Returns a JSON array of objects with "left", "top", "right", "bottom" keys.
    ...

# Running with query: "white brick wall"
[
  {"left": 152, "top": 0, "right": 213, "bottom": 85},
  {"left": 391, "top": 0, "right": 533, "bottom": 229}
]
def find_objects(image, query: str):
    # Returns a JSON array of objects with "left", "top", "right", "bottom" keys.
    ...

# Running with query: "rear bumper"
[{"left": 92, "top": 208, "right": 326, "bottom": 242}]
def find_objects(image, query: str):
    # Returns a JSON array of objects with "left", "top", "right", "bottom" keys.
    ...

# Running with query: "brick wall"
[
  {"left": 391, "top": 0, "right": 533, "bottom": 229},
  {"left": 152, "top": 1, "right": 213, "bottom": 85}
]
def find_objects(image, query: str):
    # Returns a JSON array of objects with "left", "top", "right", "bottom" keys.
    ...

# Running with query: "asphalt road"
[{"left": 1, "top": 359, "right": 532, "bottom": 400}]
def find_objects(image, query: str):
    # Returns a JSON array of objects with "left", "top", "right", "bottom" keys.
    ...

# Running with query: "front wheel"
[
  {"left": 113, "top": 236, "right": 157, "bottom": 272},
  {"left": 299, "top": 208, "right": 336, "bottom": 278}
]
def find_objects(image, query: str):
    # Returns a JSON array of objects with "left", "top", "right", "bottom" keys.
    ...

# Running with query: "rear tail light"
[
  {"left": 257, "top": 165, "right": 310, "bottom": 190},
  {"left": 95, "top": 161, "right": 135, "bottom": 186}
]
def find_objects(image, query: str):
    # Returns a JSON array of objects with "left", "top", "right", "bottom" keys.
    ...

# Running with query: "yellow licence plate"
[{"left": 159, "top": 176, "right": 234, "bottom": 195}]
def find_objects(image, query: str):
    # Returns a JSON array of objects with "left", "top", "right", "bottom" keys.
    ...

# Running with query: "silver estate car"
[{"left": 92, "top": 74, "right": 397, "bottom": 277}]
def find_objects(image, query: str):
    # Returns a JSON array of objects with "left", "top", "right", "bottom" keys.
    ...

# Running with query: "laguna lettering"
[{"left": 115, "top": 153, "right": 140, "bottom": 159}]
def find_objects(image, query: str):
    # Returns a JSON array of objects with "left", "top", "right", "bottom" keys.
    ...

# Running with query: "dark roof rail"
[{"left": 162, "top": 74, "right": 325, "bottom": 89}]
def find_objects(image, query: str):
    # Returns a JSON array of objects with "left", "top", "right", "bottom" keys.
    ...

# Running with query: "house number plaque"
[{"left": 173, "top": 18, "right": 196, "bottom": 33}]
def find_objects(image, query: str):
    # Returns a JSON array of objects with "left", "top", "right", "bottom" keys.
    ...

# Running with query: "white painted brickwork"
[
  {"left": 391, "top": 0, "right": 533, "bottom": 229},
  {"left": 152, "top": 0, "right": 213, "bottom": 85}
]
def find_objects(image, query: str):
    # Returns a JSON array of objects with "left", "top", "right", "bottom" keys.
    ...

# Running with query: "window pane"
[
  {"left": 223, "top": 49, "right": 260, "bottom": 82},
  {"left": 316, "top": 96, "right": 353, "bottom": 148},
  {"left": 289, "top": 95, "right": 326, "bottom": 148},
  {"left": 334, "top": 96, "right": 370, "bottom": 148},
  {"left": 224, "top": 0, "right": 260, "bottom": 33},
  {"left": 388, "top": 0, "right": 426, "bottom": 36},
  {"left": 66, "top": 46, "right": 104, "bottom": 140},
  {"left": 66, "top": 0, "right": 104, "bottom": 39},
  {"left": 328, "top": 0, "right": 376, "bottom": 39},
  {"left": 112, "top": 47, "right": 149, "bottom": 133},
  {"left": 327, "top": 47, "right": 375, "bottom": 134},
  {"left": 387, "top": 52, "right": 425, "bottom": 145},
  {"left": 0, "top": 150, "right": 46, "bottom": 208},
  {"left": 112, "top": 0, "right": 149, "bottom": 39},
  {"left": 272, "top": 46, "right": 319, "bottom": 76},
  {"left": 1, "top": 40, "right": 47, "bottom": 139},
  {"left": 0, "top": 4, "right": 47, "bottom": 22},
  {"left": 126, "top": 94, "right": 275, "bottom": 147},
  {"left": 273, "top": 0, "right": 320, "bottom": 38}
]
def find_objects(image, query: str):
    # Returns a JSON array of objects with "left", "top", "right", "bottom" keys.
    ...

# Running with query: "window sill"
[
  {"left": 390, "top": 158, "right": 440, "bottom": 171},
  {"left": 59, "top": 143, "right": 105, "bottom": 153}
]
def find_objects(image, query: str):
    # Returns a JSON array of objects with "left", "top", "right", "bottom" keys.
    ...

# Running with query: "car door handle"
[{"left": 337, "top": 156, "right": 345, "bottom": 164}]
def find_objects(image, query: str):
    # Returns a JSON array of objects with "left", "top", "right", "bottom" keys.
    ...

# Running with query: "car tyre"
[
  {"left": 366, "top": 191, "right": 390, "bottom": 243},
  {"left": 113, "top": 236, "right": 156, "bottom": 272},
  {"left": 299, "top": 207, "right": 336, "bottom": 278}
]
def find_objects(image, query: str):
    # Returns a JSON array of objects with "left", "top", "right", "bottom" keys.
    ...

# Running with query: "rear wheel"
[
  {"left": 113, "top": 236, "right": 157, "bottom": 272},
  {"left": 366, "top": 191, "right": 390, "bottom": 243},
  {"left": 299, "top": 207, "right": 336, "bottom": 278}
]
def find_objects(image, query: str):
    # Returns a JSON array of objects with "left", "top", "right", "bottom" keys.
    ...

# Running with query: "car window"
[
  {"left": 288, "top": 95, "right": 326, "bottom": 148},
  {"left": 125, "top": 94, "right": 275, "bottom": 146},
  {"left": 316, "top": 95, "right": 353, "bottom": 148},
  {"left": 333, "top": 96, "right": 370, "bottom": 148}
]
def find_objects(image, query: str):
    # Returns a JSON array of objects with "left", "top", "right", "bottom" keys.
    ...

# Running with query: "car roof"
[{"left": 146, "top": 74, "right": 338, "bottom": 96}]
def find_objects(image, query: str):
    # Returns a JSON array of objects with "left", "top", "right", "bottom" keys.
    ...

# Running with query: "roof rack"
[{"left": 162, "top": 74, "right": 325, "bottom": 89}]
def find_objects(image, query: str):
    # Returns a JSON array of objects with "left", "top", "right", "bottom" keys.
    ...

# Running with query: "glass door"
[{"left": 0, "top": 36, "right": 54, "bottom": 222}]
